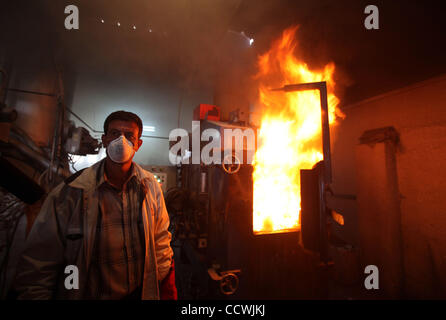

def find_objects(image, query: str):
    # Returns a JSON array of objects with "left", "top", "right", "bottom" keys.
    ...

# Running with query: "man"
[{"left": 14, "top": 111, "right": 175, "bottom": 299}]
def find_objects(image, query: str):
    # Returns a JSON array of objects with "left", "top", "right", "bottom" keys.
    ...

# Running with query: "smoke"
[{"left": 3, "top": 0, "right": 445, "bottom": 111}]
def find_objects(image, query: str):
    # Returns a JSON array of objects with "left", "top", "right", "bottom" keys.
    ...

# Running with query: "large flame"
[{"left": 253, "top": 26, "right": 343, "bottom": 234}]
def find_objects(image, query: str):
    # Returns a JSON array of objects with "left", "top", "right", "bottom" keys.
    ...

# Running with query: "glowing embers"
[{"left": 252, "top": 26, "right": 343, "bottom": 235}]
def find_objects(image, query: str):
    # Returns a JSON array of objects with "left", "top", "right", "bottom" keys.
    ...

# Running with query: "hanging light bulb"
[{"left": 117, "top": 22, "right": 121, "bottom": 27}]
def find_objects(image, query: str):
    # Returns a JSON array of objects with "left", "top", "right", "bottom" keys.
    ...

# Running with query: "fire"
[{"left": 253, "top": 26, "right": 343, "bottom": 234}]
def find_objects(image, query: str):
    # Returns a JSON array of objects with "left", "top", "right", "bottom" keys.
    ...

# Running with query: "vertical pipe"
[
  {"left": 48, "top": 101, "right": 63, "bottom": 184},
  {"left": 200, "top": 171, "right": 207, "bottom": 194},
  {"left": 318, "top": 163, "right": 329, "bottom": 264},
  {"left": 319, "top": 82, "right": 332, "bottom": 184},
  {"left": 318, "top": 82, "right": 331, "bottom": 263}
]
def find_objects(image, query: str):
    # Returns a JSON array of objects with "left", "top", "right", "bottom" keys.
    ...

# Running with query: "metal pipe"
[
  {"left": 272, "top": 82, "right": 327, "bottom": 92},
  {"left": 318, "top": 82, "right": 332, "bottom": 184},
  {"left": 4, "top": 137, "right": 68, "bottom": 178},
  {"left": 5, "top": 87, "right": 56, "bottom": 97},
  {"left": 7, "top": 137, "right": 50, "bottom": 171},
  {"left": 10, "top": 125, "right": 47, "bottom": 157},
  {"left": 66, "top": 107, "right": 102, "bottom": 133},
  {"left": 48, "top": 100, "right": 63, "bottom": 183},
  {"left": 141, "top": 135, "right": 169, "bottom": 140},
  {"left": 54, "top": 100, "right": 65, "bottom": 182},
  {"left": 317, "top": 163, "right": 329, "bottom": 264}
]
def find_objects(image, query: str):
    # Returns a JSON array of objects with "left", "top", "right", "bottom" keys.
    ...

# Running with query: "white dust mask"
[{"left": 107, "top": 135, "right": 135, "bottom": 163}]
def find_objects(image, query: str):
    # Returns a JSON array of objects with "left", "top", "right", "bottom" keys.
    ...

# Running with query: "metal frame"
[
  {"left": 272, "top": 81, "right": 332, "bottom": 184},
  {"left": 272, "top": 81, "right": 332, "bottom": 263}
]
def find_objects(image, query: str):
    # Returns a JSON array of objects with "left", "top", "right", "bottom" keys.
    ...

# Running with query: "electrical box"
[
  {"left": 141, "top": 165, "right": 176, "bottom": 193},
  {"left": 193, "top": 104, "right": 221, "bottom": 121}
]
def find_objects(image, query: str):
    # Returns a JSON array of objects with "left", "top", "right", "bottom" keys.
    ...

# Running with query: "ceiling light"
[
  {"left": 249, "top": 38, "right": 254, "bottom": 46},
  {"left": 133, "top": 25, "right": 136, "bottom": 30},
  {"left": 117, "top": 22, "right": 120, "bottom": 27},
  {"left": 143, "top": 125, "right": 156, "bottom": 132},
  {"left": 100, "top": 19, "right": 104, "bottom": 23}
]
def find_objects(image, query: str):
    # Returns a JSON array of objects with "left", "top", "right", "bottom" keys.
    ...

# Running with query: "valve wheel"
[
  {"left": 222, "top": 153, "right": 241, "bottom": 174},
  {"left": 220, "top": 273, "right": 239, "bottom": 295}
]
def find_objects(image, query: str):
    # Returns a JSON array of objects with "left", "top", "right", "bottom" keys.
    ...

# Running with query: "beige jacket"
[{"left": 14, "top": 159, "right": 173, "bottom": 299}]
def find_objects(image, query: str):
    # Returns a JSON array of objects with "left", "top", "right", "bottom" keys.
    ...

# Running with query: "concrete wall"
[{"left": 331, "top": 74, "right": 446, "bottom": 298}]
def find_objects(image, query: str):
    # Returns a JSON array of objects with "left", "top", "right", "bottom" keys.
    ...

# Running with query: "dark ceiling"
[{"left": 1, "top": 0, "right": 446, "bottom": 106}]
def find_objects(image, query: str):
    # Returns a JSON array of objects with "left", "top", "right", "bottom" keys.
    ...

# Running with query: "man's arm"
[
  {"left": 13, "top": 184, "right": 66, "bottom": 299},
  {"left": 153, "top": 183, "right": 173, "bottom": 282}
]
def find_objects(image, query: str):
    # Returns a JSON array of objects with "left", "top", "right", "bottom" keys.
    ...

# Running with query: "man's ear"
[
  {"left": 135, "top": 138, "right": 143, "bottom": 151},
  {"left": 101, "top": 134, "right": 108, "bottom": 148}
]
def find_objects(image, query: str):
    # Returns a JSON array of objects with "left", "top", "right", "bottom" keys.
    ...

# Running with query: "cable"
[{"left": 67, "top": 154, "right": 78, "bottom": 172}]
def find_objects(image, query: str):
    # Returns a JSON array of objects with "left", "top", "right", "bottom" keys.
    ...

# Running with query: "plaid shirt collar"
[{"left": 96, "top": 160, "right": 138, "bottom": 191}]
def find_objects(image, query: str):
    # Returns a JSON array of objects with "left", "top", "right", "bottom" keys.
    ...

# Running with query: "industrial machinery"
[
  {"left": 0, "top": 69, "right": 101, "bottom": 298},
  {"left": 168, "top": 82, "right": 358, "bottom": 299},
  {"left": 168, "top": 119, "right": 254, "bottom": 299}
]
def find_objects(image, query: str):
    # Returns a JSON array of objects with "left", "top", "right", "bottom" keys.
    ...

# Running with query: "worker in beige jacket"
[{"left": 14, "top": 111, "right": 174, "bottom": 300}]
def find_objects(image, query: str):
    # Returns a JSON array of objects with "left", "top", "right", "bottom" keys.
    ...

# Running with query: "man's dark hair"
[{"left": 103, "top": 110, "right": 143, "bottom": 138}]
